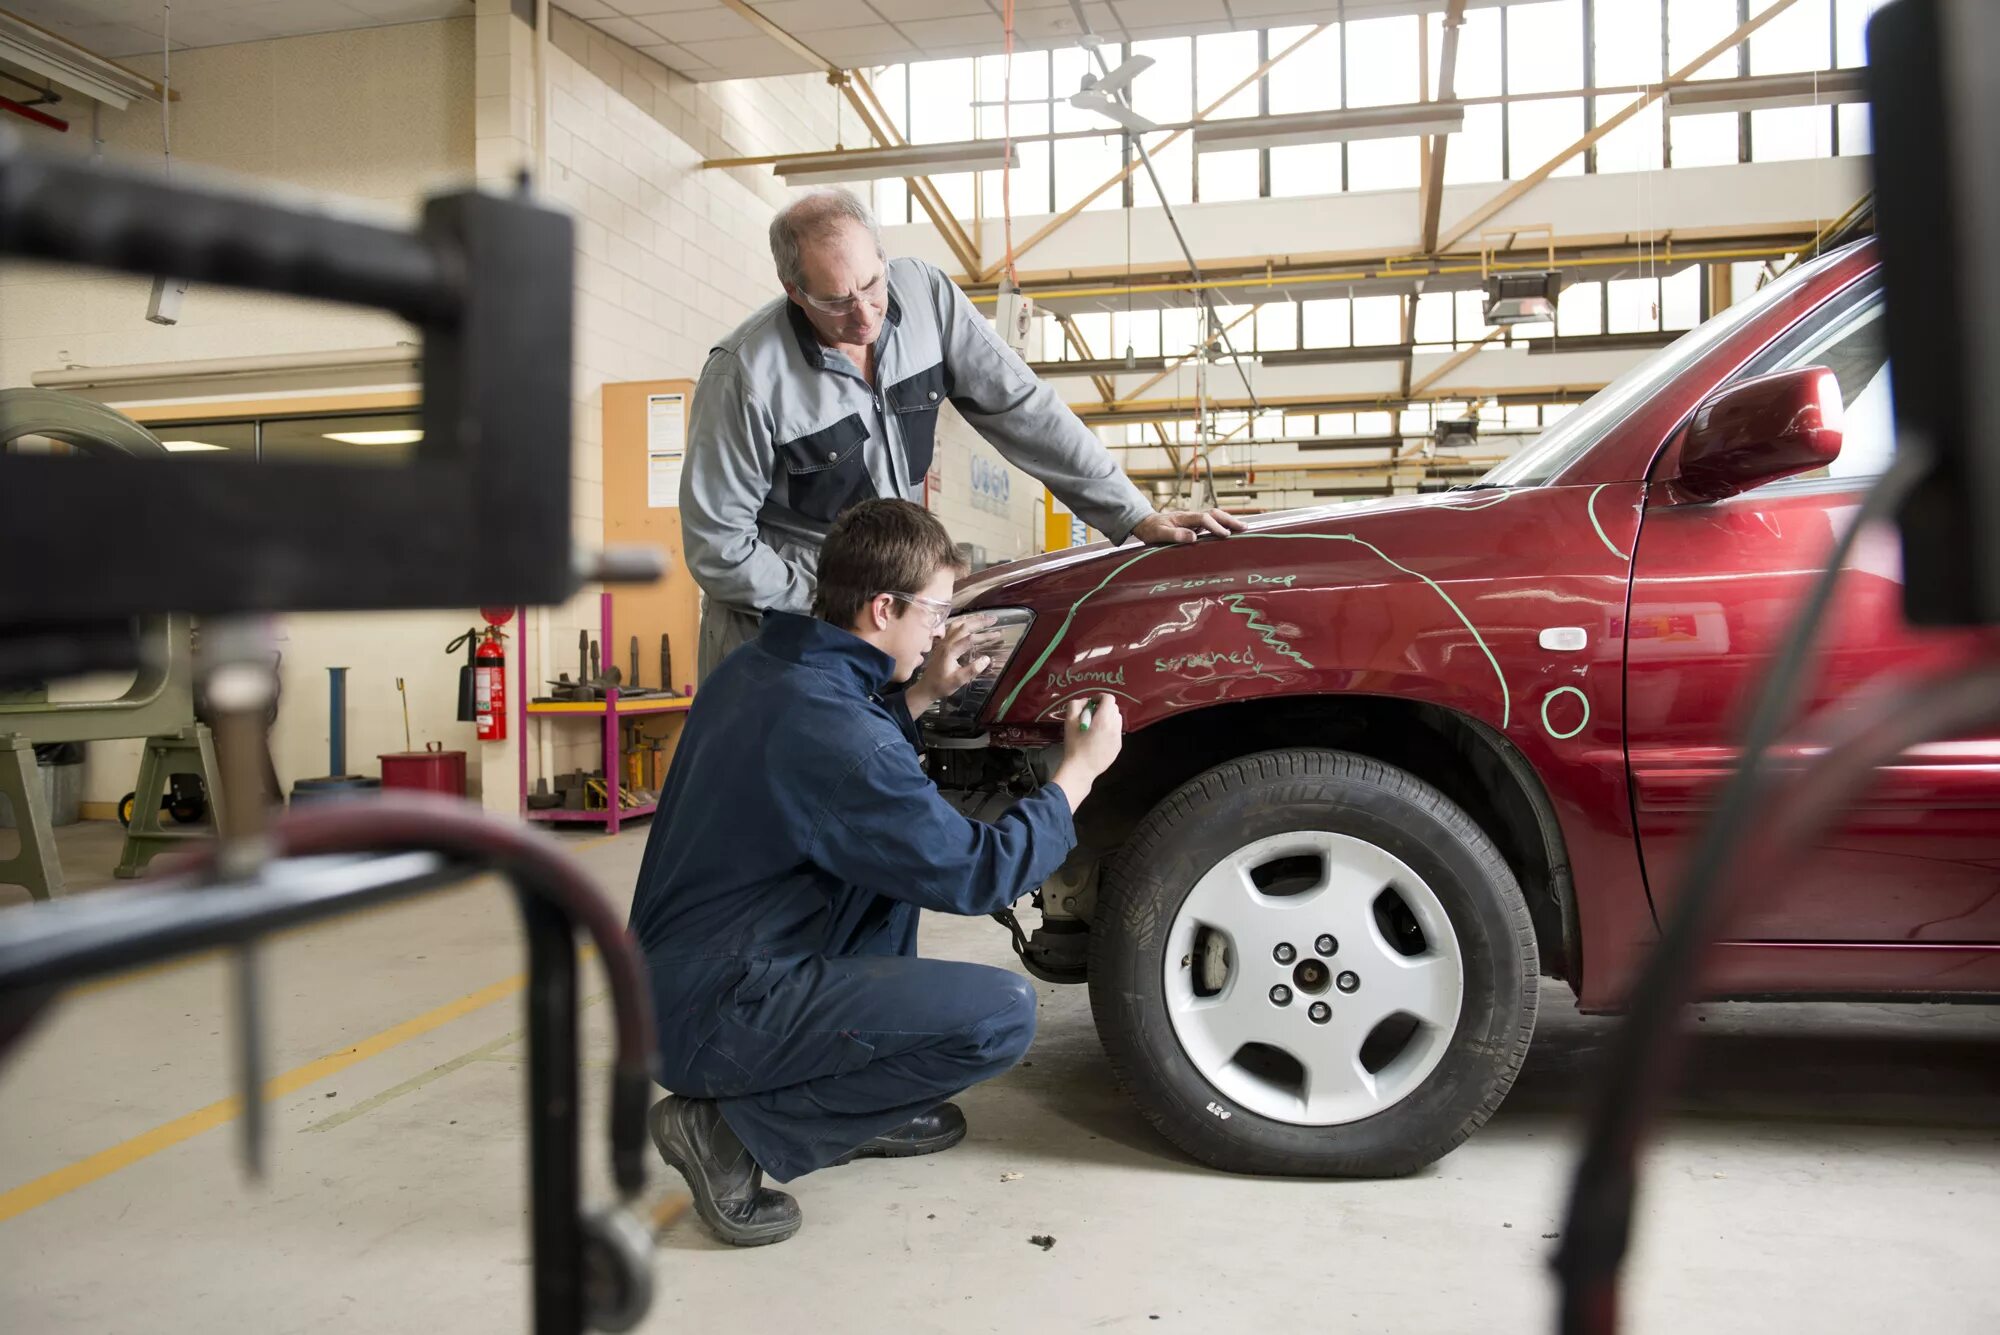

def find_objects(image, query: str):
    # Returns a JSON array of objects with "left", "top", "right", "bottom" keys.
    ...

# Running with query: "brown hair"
[{"left": 813, "top": 499, "right": 965, "bottom": 628}]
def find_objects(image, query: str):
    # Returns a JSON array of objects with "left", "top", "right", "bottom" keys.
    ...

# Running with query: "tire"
[
  {"left": 117, "top": 793, "right": 136, "bottom": 828},
  {"left": 1088, "top": 748, "right": 1538, "bottom": 1177}
]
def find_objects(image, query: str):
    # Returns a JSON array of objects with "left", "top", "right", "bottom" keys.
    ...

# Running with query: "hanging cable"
[
  {"left": 160, "top": 4, "right": 171, "bottom": 177},
  {"left": 1001, "top": 0, "right": 1018, "bottom": 284},
  {"left": 1124, "top": 183, "right": 1135, "bottom": 366},
  {"left": 1810, "top": 67, "right": 1825, "bottom": 257}
]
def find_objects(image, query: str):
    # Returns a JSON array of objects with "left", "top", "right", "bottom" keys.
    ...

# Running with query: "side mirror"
[{"left": 1676, "top": 366, "right": 1844, "bottom": 502}]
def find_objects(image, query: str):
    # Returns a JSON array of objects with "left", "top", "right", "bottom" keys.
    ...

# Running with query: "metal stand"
[
  {"left": 0, "top": 123, "right": 665, "bottom": 1335},
  {"left": 0, "top": 734, "right": 61, "bottom": 900},
  {"left": 114, "top": 724, "right": 224, "bottom": 879},
  {"left": 520, "top": 888, "right": 584, "bottom": 1329},
  {"left": 0, "top": 793, "right": 660, "bottom": 1335}
]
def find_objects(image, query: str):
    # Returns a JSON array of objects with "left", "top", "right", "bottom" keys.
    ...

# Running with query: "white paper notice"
[{"left": 646, "top": 392, "right": 687, "bottom": 508}]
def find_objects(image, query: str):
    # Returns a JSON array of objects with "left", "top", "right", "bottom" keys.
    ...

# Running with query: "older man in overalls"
[{"left": 680, "top": 186, "right": 1241, "bottom": 683}]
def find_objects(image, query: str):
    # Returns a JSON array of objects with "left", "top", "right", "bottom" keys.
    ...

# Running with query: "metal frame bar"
[
  {"left": 1418, "top": 0, "right": 1469, "bottom": 255},
  {"left": 1407, "top": 325, "right": 1506, "bottom": 398},
  {"left": 975, "top": 24, "right": 1329, "bottom": 283},
  {"left": 1434, "top": 0, "right": 1804, "bottom": 254},
  {"left": 1003, "top": 236, "right": 1814, "bottom": 311},
  {"left": 0, "top": 128, "right": 599, "bottom": 621},
  {"left": 709, "top": 0, "right": 983, "bottom": 277},
  {"left": 1073, "top": 382, "right": 1601, "bottom": 428},
  {"left": 845, "top": 72, "right": 983, "bottom": 276},
  {"left": 1053, "top": 311, "right": 1172, "bottom": 449},
  {"left": 1112, "top": 302, "right": 1263, "bottom": 405},
  {"left": 0, "top": 797, "right": 659, "bottom": 1335}
]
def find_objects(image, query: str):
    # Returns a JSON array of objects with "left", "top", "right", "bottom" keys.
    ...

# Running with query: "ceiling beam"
[
  {"left": 1054, "top": 312, "right": 1119, "bottom": 407},
  {"left": 1419, "top": 0, "right": 1468, "bottom": 255},
  {"left": 1398, "top": 293, "right": 1419, "bottom": 400},
  {"left": 967, "top": 234, "right": 1819, "bottom": 311},
  {"left": 716, "top": 0, "right": 831, "bottom": 71},
  {"left": 711, "top": 3, "right": 983, "bottom": 278},
  {"left": 974, "top": 225, "right": 1817, "bottom": 293},
  {"left": 1120, "top": 455, "right": 1508, "bottom": 482},
  {"left": 703, "top": 71, "right": 1851, "bottom": 168},
  {"left": 1434, "top": 0, "right": 1803, "bottom": 254},
  {"left": 844, "top": 71, "right": 983, "bottom": 278},
  {"left": 976, "top": 23, "right": 1330, "bottom": 283},
  {"left": 1075, "top": 384, "right": 1603, "bottom": 427},
  {"left": 1115, "top": 303, "right": 1263, "bottom": 405},
  {"left": 1054, "top": 313, "right": 1176, "bottom": 450},
  {"left": 0, "top": 10, "right": 170, "bottom": 108},
  {"left": 1033, "top": 339, "right": 1479, "bottom": 378},
  {"left": 1408, "top": 326, "right": 1506, "bottom": 398}
]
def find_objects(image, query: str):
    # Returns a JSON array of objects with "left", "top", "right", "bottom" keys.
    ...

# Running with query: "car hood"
[{"left": 953, "top": 491, "right": 1513, "bottom": 610}]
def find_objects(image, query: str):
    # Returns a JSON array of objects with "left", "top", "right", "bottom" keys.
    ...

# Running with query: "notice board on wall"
[{"left": 605, "top": 378, "right": 701, "bottom": 702}]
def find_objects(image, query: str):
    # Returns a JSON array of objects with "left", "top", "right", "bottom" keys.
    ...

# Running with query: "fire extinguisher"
[{"left": 474, "top": 626, "right": 508, "bottom": 741}]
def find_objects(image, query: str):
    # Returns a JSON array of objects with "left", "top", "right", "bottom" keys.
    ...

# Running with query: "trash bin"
[{"left": 0, "top": 742, "right": 83, "bottom": 829}]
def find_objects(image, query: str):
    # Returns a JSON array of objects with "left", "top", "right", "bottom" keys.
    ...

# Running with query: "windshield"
[{"left": 1479, "top": 246, "right": 1855, "bottom": 488}]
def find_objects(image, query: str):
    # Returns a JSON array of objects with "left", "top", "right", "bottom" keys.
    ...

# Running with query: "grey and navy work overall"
[
  {"left": 628, "top": 612, "right": 1078, "bottom": 1181},
  {"left": 680, "top": 255, "right": 1154, "bottom": 681}
]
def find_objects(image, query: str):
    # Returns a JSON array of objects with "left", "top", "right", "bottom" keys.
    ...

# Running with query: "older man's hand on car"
[{"left": 1131, "top": 507, "right": 1246, "bottom": 545}]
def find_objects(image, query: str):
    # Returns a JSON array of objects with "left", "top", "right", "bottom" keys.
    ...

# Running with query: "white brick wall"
[
  {"left": 0, "top": 20, "right": 471, "bottom": 389},
  {"left": 500, "top": 7, "right": 846, "bottom": 789},
  {"left": 0, "top": 21, "right": 482, "bottom": 809},
  {"left": 4, "top": 2, "right": 1053, "bottom": 808},
  {"left": 928, "top": 405, "right": 1044, "bottom": 567},
  {"left": 539, "top": 9, "right": 1060, "bottom": 577}
]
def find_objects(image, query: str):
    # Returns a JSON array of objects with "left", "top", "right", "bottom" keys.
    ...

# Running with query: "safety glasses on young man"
[
  {"left": 796, "top": 272, "right": 887, "bottom": 316},
  {"left": 885, "top": 591, "right": 952, "bottom": 628}
]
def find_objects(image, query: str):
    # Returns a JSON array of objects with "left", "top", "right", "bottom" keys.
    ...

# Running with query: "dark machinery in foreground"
[
  {"left": 0, "top": 125, "right": 663, "bottom": 1334},
  {"left": 1555, "top": 3, "right": 2000, "bottom": 1332}
]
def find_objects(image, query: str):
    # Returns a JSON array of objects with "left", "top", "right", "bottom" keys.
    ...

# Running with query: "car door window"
[{"left": 1729, "top": 272, "right": 1892, "bottom": 482}]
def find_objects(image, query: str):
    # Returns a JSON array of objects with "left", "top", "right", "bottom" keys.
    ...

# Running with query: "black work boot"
[
  {"left": 833, "top": 1102, "right": 968, "bottom": 1166},
  {"left": 649, "top": 1096, "right": 802, "bottom": 1247}
]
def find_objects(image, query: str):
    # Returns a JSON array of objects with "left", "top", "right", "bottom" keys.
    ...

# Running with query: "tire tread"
[{"left": 1089, "top": 748, "right": 1538, "bottom": 1177}]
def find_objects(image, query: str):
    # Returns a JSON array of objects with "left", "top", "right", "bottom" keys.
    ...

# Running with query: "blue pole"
[{"left": 328, "top": 666, "right": 348, "bottom": 776}]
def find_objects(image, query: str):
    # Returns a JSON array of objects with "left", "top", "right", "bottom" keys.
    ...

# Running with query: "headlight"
[{"left": 926, "top": 607, "right": 1034, "bottom": 734}]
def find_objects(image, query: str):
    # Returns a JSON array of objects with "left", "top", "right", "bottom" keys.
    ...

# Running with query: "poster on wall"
[
  {"left": 970, "top": 453, "right": 1012, "bottom": 516},
  {"left": 1048, "top": 488, "right": 1087, "bottom": 549},
  {"left": 646, "top": 392, "right": 686, "bottom": 508}
]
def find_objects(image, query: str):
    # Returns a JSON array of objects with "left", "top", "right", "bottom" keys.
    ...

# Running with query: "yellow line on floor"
[
  {"left": 0, "top": 970, "right": 527, "bottom": 1223},
  {"left": 300, "top": 1027, "right": 525, "bottom": 1135},
  {"left": 301, "top": 993, "right": 604, "bottom": 1136}
]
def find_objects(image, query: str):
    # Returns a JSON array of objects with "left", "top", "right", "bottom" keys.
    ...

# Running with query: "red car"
[{"left": 926, "top": 239, "right": 2000, "bottom": 1177}]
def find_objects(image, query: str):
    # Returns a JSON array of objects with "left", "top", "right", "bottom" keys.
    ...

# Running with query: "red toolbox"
[{"left": 378, "top": 742, "right": 468, "bottom": 797}]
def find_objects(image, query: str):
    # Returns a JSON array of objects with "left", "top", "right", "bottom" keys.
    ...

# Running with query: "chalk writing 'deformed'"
[{"left": 1045, "top": 663, "right": 1127, "bottom": 692}]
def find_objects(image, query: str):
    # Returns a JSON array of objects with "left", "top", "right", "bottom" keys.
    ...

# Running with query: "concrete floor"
[{"left": 3, "top": 819, "right": 1998, "bottom": 1334}]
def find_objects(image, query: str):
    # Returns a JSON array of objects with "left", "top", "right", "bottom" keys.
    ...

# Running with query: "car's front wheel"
[{"left": 1088, "top": 748, "right": 1538, "bottom": 1176}]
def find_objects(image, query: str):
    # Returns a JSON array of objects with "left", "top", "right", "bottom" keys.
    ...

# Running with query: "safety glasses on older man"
[
  {"left": 885, "top": 591, "right": 952, "bottom": 628},
  {"left": 796, "top": 271, "right": 888, "bottom": 316}
]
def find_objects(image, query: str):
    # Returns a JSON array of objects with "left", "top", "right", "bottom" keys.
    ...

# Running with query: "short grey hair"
[{"left": 769, "top": 188, "right": 885, "bottom": 292}]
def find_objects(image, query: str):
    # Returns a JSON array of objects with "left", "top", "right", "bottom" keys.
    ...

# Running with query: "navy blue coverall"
[{"left": 628, "top": 612, "right": 1077, "bottom": 1182}]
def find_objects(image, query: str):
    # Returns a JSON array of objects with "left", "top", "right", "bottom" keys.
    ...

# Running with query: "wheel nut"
[
  {"left": 1336, "top": 971, "right": 1360, "bottom": 993},
  {"left": 1273, "top": 942, "right": 1296, "bottom": 965},
  {"left": 1308, "top": 1002, "right": 1331, "bottom": 1024},
  {"left": 1315, "top": 934, "right": 1337, "bottom": 956},
  {"left": 1269, "top": 984, "right": 1292, "bottom": 1006}
]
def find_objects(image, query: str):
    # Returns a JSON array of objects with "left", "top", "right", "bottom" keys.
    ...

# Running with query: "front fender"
[{"left": 987, "top": 529, "right": 1527, "bottom": 738}]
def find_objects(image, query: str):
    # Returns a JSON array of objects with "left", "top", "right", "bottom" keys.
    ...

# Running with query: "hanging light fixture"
[{"left": 1482, "top": 270, "right": 1562, "bottom": 325}]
